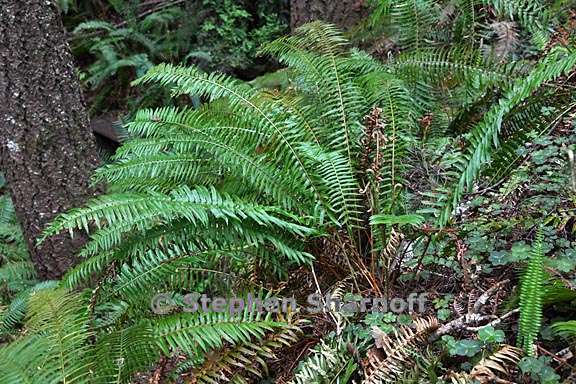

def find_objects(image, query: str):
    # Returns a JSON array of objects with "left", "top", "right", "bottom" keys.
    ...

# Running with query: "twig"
[
  {"left": 538, "top": 345, "right": 576, "bottom": 370},
  {"left": 431, "top": 281, "right": 515, "bottom": 340},
  {"left": 466, "top": 308, "right": 519, "bottom": 331},
  {"left": 310, "top": 264, "right": 341, "bottom": 334},
  {"left": 473, "top": 279, "right": 510, "bottom": 313}
]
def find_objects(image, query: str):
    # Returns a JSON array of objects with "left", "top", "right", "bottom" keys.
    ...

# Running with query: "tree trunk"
[
  {"left": 0, "top": 0, "right": 100, "bottom": 279},
  {"left": 290, "top": 0, "right": 369, "bottom": 30}
]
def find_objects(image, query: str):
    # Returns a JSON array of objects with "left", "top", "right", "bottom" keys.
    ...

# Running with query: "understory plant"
[
  {"left": 64, "top": 0, "right": 287, "bottom": 113},
  {"left": 3, "top": 0, "right": 576, "bottom": 382}
]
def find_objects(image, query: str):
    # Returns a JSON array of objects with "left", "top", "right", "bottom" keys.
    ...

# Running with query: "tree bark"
[
  {"left": 0, "top": 0, "right": 100, "bottom": 279},
  {"left": 290, "top": 0, "right": 369, "bottom": 30}
]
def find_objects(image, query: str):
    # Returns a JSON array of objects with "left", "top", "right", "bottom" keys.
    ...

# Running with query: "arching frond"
[{"left": 438, "top": 48, "right": 576, "bottom": 225}]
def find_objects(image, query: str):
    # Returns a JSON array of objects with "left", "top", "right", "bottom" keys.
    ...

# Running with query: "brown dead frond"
[
  {"left": 470, "top": 345, "right": 523, "bottom": 383},
  {"left": 490, "top": 21, "right": 519, "bottom": 61},
  {"left": 444, "top": 345, "right": 522, "bottom": 384},
  {"left": 362, "top": 317, "right": 440, "bottom": 383}
]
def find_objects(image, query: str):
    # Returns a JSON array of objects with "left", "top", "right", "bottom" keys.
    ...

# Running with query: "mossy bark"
[{"left": 0, "top": 0, "right": 100, "bottom": 279}]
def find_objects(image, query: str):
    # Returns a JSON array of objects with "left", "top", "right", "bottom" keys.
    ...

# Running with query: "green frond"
[
  {"left": 300, "top": 143, "right": 364, "bottom": 228},
  {"left": 94, "top": 323, "right": 158, "bottom": 384},
  {"left": 4, "top": 289, "right": 95, "bottom": 383},
  {"left": 289, "top": 339, "right": 356, "bottom": 384},
  {"left": 0, "top": 194, "right": 15, "bottom": 225},
  {"left": 0, "top": 281, "right": 59, "bottom": 335},
  {"left": 370, "top": 214, "right": 425, "bottom": 228},
  {"left": 260, "top": 21, "right": 348, "bottom": 60},
  {"left": 438, "top": 48, "right": 576, "bottom": 225},
  {"left": 151, "top": 306, "right": 288, "bottom": 356},
  {"left": 93, "top": 154, "right": 220, "bottom": 192},
  {"left": 552, "top": 320, "right": 576, "bottom": 340},
  {"left": 390, "top": 0, "right": 441, "bottom": 51},
  {"left": 27, "top": 288, "right": 93, "bottom": 362},
  {"left": 73, "top": 20, "right": 116, "bottom": 34},
  {"left": 0, "top": 261, "right": 36, "bottom": 292},
  {"left": 391, "top": 47, "right": 524, "bottom": 97},
  {"left": 368, "top": 0, "right": 441, "bottom": 51},
  {"left": 117, "top": 106, "right": 308, "bottom": 209},
  {"left": 0, "top": 335, "right": 50, "bottom": 383},
  {"left": 112, "top": 245, "right": 249, "bottom": 298},
  {"left": 43, "top": 186, "right": 312, "bottom": 242},
  {"left": 518, "top": 229, "right": 546, "bottom": 356}
]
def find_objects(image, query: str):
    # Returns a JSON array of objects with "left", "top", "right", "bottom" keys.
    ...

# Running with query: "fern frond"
[
  {"left": 485, "top": 0, "right": 550, "bottom": 49},
  {"left": 289, "top": 339, "right": 356, "bottom": 384},
  {"left": 552, "top": 320, "right": 576, "bottom": 339},
  {"left": 0, "top": 335, "right": 51, "bottom": 383},
  {"left": 300, "top": 143, "right": 364, "bottom": 228},
  {"left": 363, "top": 317, "right": 440, "bottom": 383},
  {"left": 446, "top": 345, "right": 523, "bottom": 383},
  {"left": 24, "top": 289, "right": 94, "bottom": 383},
  {"left": 518, "top": 229, "right": 545, "bottom": 356},
  {"left": 151, "top": 305, "right": 287, "bottom": 356},
  {"left": 438, "top": 48, "right": 576, "bottom": 225},
  {"left": 94, "top": 323, "right": 158, "bottom": 383},
  {"left": 0, "top": 281, "right": 59, "bottom": 334},
  {"left": 190, "top": 317, "right": 303, "bottom": 383},
  {"left": 43, "top": 186, "right": 312, "bottom": 242},
  {"left": 470, "top": 344, "right": 522, "bottom": 380}
]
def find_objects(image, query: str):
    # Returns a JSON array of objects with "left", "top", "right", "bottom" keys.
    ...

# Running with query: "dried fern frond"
[
  {"left": 488, "top": 21, "right": 519, "bottom": 61},
  {"left": 470, "top": 345, "right": 522, "bottom": 382},
  {"left": 188, "top": 319, "right": 303, "bottom": 383},
  {"left": 445, "top": 345, "right": 522, "bottom": 384},
  {"left": 363, "top": 317, "right": 440, "bottom": 383}
]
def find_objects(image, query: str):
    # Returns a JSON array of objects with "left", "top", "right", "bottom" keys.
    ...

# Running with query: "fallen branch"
[
  {"left": 466, "top": 309, "right": 519, "bottom": 331},
  {"left": 430, "top": 280, "right": 515, "bottom": 341}
]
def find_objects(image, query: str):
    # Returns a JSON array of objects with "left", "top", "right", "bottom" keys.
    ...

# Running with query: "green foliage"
[
  {"left": 290, "top": 339, "right": 356, "bottom": 384},
  {"left": 370, "top": 214, "right": 425, "bottom": 228},
  {"left": 0, "top": 286, "right": 301, "bottom": 383},
  {"left": 45, "top": 22, "right": 424, "bottom": 296},
  {"left": 518, "top": 229, "right": 546, "bottom": 356},
  {"left": 187, "top": 316, "right": 302, "bottom": 383},
  {"left": 519, "top": 356, "right": 561, "bottom": 384},
  {"left": 443, "top": 335, "right": 482, "bottom": 357},
  {"left": 478, "top": 325, "right": 505, "bottom": 344},
  {"left": 8, "top": 0, "right": 576, "bottom": 380},
  {"left": 56, "top": 0, "right": 74, "bottom": 14},
  {"left": 72, "top": 19, "right": 156, "bottom": 90},
  {"left": 66, "top": 0, "right": 287, "bottom": 113},
  {"left": 0, "top": 197, "right": 33, "bottom": 297},
  {"left": 367, "top": 0, "right": 551, "bottom": 55},
  {"left": 194, "top": 0, "right": 286, "bottom": 71},
  {"left": 152, "top": 307, "right": 288, "bottom": 356},
  {"left": 552, "top": 320, "right": 576, "bottom": 339},
  {"left": 0, "top": 289, "right": 96, "bottom": 383},
  {"left": 436, "top": 48, "right": 576, "bottom": 225},
  {"left": 0, "top": 185, "right": 39, "bottom": 338}
]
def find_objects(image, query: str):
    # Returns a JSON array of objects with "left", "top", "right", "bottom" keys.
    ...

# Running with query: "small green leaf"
[{"left": 478, "top": 325, "right": 505, "bottom": 344}]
